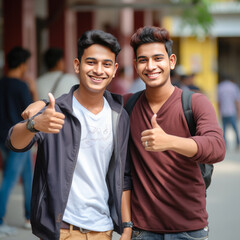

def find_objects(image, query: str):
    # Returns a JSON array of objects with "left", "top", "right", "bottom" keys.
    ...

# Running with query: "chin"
[{"left": 146, "top": 80, "right": 167, "bottom": 88}]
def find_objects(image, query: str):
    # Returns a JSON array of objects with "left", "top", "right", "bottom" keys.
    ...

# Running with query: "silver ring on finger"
[{"left": 145, "top": 141, "right": 148, "bottom": 147}]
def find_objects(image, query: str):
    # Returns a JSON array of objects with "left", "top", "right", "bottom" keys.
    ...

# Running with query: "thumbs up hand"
[
  {"left": 47, "top": 92, "right": 56, "bottom": 110},
  {"left": 33, "top": 93, "right": 65, "bottom": 133},
  {"left": 141, "top": 114, "right": 171, "bottom": 152}
]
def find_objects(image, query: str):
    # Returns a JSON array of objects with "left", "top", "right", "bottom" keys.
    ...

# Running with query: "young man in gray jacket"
[{"left": 6, "top": 30, "right": 132, "bottom": 240}]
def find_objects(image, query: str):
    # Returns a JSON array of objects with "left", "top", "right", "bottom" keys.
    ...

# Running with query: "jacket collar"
[{"left": 55, "top": 84, "right": 124, "bottom": 114}]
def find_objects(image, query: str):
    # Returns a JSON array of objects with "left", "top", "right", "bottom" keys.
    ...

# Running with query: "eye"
[
  {"left": 86, "top": 61, "right": 95, "bottom": 65},
  {"left": 138, "top": 59, "right": 147, "bottom": 63},
  {"left": 154, "top": 57, "right": 163, "bottom": 61},
  {"left": 104, "top": 62, "right": 112, "bottom": 67}
]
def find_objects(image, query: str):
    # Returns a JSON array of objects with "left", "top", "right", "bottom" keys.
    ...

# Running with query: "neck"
[
  {"left": 49, "top": 67, "right": 62, "bottom": 72},
  {"left": 145, "top": 83, "right": 175, "bottom": 114},
  {"left": 74, "top": 87, "right": 105, "bottom": 115},
  {"left": 7, "top": 69, "right": 23, "bottom": 79}
]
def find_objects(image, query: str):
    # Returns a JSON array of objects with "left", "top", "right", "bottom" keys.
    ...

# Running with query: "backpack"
[{"left": 124, "top": 89, "right": 214, "bottom": 191}]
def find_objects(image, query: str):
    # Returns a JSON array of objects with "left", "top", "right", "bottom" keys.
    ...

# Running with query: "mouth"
[
  {"left": 145, "top": 72, "right": 161, "bottom": 80},
  {"left": 89, "top": 76, "right": 105, "bottom": 83}
]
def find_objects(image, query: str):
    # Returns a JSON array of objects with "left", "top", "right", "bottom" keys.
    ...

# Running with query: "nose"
[
  {"left": 146, "top": 59, "right": 156, "bottom": 71},
  {"left": 94, "top": 63, "right": 104, "bottom": 75}
]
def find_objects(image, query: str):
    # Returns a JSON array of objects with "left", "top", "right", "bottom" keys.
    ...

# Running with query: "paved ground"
[{"left": 0, "top": 127, "right": 239, "bottom": 240}]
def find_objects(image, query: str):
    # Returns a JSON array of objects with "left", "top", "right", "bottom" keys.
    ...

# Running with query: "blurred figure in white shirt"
[{"left": 37, "top": 48, "right": 79, "bottom": 99}]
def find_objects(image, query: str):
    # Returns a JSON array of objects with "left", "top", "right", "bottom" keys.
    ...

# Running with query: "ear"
[
  {"left": 133, "top": 59, "right": 137, "bottom": 72},
  {"left": 113, "top": 62, "right": 119, "bottom": 78},
  {"left": 169, "top": 54, "right": 177, "bottom": 70},
  {"left": 73, "top": 58, "right": 80, "bottom": 74}
]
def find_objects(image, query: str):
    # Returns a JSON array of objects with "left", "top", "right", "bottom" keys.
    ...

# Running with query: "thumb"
[
  {"left": 47, "top": 93, "right": 55, "bottom": 110},
  {"left": 151, "top": 114, "right": 160, "bottom": 129}
]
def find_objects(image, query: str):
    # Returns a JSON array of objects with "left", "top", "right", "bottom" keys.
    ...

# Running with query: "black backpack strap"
[
  {"left": 181, "top": 90, "right": 196, "bottom": 136},
  {"left": 124, "top": 90, "right": 144, "bottom": 116},
  {"left": 50, "top": 73, "right": 65, "bottom": 95}
]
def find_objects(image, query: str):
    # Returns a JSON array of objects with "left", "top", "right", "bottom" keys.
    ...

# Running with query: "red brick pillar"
[{"left": 3, "top": 0, "right": 36, "bottom": 78}]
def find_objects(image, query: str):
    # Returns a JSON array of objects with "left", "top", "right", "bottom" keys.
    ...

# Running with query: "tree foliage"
[{"left": 180, "top": 0, "right": 213, "bottom": 36}]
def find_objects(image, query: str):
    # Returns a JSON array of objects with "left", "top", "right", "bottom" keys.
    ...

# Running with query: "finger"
[
  {"left": 141, "top": 136, "right": 149, "bottom": 142},
  {"left": 43, "top": 123, "right": 64, "bottom": 133},
  {"left": 141, "top": 129, "right": 153, "bottom": 137},
  {"left": 48, "top": 123, "right": 64, "bottom": 130},
  {"left": 46, "top": 128, "right": 62, "bottom": 134},
  {"left": 151, "top": 114, "right": 159, "bottom": 129},
  {"left": 54, "top": 112, "right": 65, "bottom": 119},
  {"left": 49, "top": 118, "right": 65, "bottom": 125},
  {"left": 21, "top": 111, "right": 27, "bottom": 120},
  {"left": 48, "top": 93, "right": 55, "bottom": 110},
  {"left": 141, "top": 139, "right": 152, "bottom": 148}
]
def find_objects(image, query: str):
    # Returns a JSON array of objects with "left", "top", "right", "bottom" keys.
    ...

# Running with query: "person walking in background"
[
  {"left": 23, "top": 76, "right": 39, "bottom": 102},
  {"left": 126, "top": 26, "right": 225, "bottom": 240},
  {"left": 128, "top": 76, "right": 145, "bottom": 94},
  {"left": 0, "top": 47, "right": 34, "bottom": 237},
  {"left": 6, "top": 30, "right": 132, "bottom": 240},
  {"left": 218, "top": 75, "right": 240, "bottom": 150},
  {"left": 178, "top": 74, "right": 202, "bottom": 93},
  {"left": 37, "top": 47, "right": 79, "bottom": 99}
]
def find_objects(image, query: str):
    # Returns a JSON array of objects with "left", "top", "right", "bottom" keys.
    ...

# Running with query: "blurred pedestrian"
[
  {"left": 0, "top": 46, "right": 33, "bottom": 237},
  {"left": 37, "top": 47, "right": 79, "bottom": 99},
  {"left": 23, "top": 76, "right": 39, "bottom": 102},
  {"left": 108, "top": 67, "right": 129, "bottom": 95},
  {"left": 179, "top": 73, "right": 202, "bottom": 93},
  {"left": 218, "top": 75, "right": 240, "bottom": 150},
  {"left": 128, "top": 77, "right": 145, "bottom": 93}
]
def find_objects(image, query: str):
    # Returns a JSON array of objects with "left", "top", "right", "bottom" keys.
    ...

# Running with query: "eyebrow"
[
  {"left": 85, "top": 57, "right": 113, "bottom": 63},
  {"left": 137, "top": 54, "right": 164, "bottom": 60}
]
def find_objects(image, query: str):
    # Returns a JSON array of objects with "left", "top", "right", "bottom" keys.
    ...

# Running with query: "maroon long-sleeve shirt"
[{"left": 127, "top": 87, "right": 225, "bottom": 233}]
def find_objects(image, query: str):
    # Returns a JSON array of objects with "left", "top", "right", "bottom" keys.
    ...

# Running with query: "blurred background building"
[{"left": 0, "top": 0, "right": 239, "bottom": 104}]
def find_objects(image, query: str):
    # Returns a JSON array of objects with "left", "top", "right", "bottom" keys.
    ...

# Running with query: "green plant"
[{"left": 180, "top": 0, "right": 213, "bottom": 36}]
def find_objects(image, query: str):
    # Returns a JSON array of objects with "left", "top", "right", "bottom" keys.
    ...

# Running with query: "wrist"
[
  {"left": 40, "top": 99, "right": 49, "bottom": 106},
  {"left": 26, "top": 116, "right": 39, "bottom": 133},
  {"left": 122, "top": 227, "right": 132, "bottom": 236},
  {"left": 122, "top": 221, "right": 133, "bottom": 229}
]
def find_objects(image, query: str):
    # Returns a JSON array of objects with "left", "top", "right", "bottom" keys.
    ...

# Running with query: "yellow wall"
[{"left": 179, "top": 37, "right": 218, "bottom": 109}]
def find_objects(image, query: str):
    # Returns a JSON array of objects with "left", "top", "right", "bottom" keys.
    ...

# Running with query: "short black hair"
[
  {"left": 44, "top": 48, "right": 64, "bottom": 70},
  {"left": 77, "top": 30, "right": 121, "bottom": 62},
  {"left": 7, "top": 46, "right": 31, "bottom": 69},
  {"left": 130, "top": 26, "right": 173, "bottom": 57}
]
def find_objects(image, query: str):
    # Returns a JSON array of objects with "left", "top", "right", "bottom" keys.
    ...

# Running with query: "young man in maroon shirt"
[{"left": 127, "top": 26, "right": 225, "bottom": 240}]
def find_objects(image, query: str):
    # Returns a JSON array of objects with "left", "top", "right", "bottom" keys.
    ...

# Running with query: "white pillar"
[
  {"left": 22, "top": 0, "right": 37, "bottom": 79},
  {"left": 144, "top": 10, "right": 153, "bottom": 27},
  {"left": 119, "top": 0, "right": 134, "bottom": 84},
  {"left": 64, "top": 8, "right": 77, "bottom": 74}
]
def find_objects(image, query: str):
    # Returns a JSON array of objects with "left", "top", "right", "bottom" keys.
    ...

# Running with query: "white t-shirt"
[
  {"left": 63, "top": 96, "right": 114, "bottom": 231},
  {"left": 37, "top": 71, "right": 79, "bottom": 99}
]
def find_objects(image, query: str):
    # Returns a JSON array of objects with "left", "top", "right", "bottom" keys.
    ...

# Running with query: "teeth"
[
  {"left": 92, "top": 77, "right": 103, "bottom": 81},
  {"left": 147, "top": 73, "right": 159, "bottom": 77}
]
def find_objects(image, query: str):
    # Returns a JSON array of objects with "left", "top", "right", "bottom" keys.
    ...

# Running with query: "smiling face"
[
  {"left": 74, "top": 44, "right": 118, "bottom": 94},
  {"left": 134, "top": 42, "right": 176, "bottom": 89}
]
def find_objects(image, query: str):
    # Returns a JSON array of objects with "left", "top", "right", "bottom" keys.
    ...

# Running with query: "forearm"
[
  {"left": 10, "top": 122, "right": 35, "bottom": 149},
  {"left": 168, "top": 135, "right": 198, "bottom": 157},
  {"left": 121, "top": 190, "right": 131, "bottom": 222},
  {"left": 21, "top": 100, "right": 47, "bottom": 119},
  {"left": 121, "top": 190, "right": 132, "bottom": 238}
]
